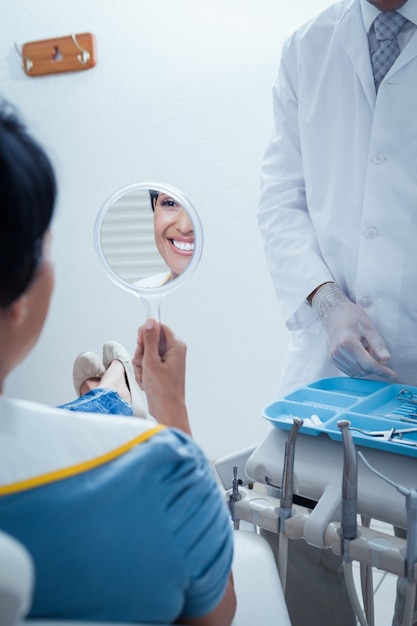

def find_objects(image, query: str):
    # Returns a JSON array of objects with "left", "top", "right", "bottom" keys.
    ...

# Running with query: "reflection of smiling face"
[{"left": 153, "top": 194, "right": 194, "bottom": 279}]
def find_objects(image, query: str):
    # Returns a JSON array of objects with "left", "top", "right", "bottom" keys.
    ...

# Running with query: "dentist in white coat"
[
  {"left": 258, "top": 0, "right": 417, "bottom": 397},
  {"left": 257, "top": 0, "right": 417, "bottom": 624}
]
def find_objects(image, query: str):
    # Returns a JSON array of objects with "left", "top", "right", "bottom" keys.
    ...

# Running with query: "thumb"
[{"left": 143, "top": 318, "right": 160, "bottom": 351}]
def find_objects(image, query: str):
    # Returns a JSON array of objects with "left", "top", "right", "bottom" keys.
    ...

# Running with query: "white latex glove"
[{"left": 312, "top": 283, "right": 397, "bottom": 380}]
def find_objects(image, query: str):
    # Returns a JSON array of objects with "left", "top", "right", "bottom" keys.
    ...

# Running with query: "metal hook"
[
  {"left": 14, "top": 42, "right": 33, "bottom": 72},
  {"left": 71, "top": 34, "right": 90, "bottom": 65}
]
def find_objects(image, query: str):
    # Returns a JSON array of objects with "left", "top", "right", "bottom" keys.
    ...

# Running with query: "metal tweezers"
[{"left": 349, "top": 425, "right": 417, "bottom": 447}]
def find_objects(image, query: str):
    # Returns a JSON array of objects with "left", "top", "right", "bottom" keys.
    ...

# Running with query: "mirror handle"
[{"left": 140, "top": 294, "right": 166, "bottom": 357}]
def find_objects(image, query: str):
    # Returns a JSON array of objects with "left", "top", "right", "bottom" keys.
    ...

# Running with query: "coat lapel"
[{"left": 335, "top": 0, "right": 376, "bottom": 109}]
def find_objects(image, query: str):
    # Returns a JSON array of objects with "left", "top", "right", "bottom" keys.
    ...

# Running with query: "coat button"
[
  {"left": 359, "top": 297, "right": 372, "bottom": 308},
  {"left": 365, "top": 227, "right": 378, "bottom": 239},
  {"left": 373, "top": 153, "right": 385, "bottom": 164}
]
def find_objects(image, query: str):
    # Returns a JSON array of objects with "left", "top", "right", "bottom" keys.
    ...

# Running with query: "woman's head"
[
  {"left": 149, "top": 190, "right": 194, "bottom": 280},
  {"left": 0, "top": 103, "right": 56, "bottom": 308},
  {"left": 0, "top": 103, "right": 56, "bottom": 385}
]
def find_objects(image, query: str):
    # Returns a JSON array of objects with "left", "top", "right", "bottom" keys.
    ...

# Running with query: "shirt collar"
[{"left": 360, "top": 0, "right": 417, "bottom": 32}]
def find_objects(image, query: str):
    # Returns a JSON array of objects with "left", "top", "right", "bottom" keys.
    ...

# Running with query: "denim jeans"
[{"left": 59, "top": 388, "right": 134, "bottom": 416}]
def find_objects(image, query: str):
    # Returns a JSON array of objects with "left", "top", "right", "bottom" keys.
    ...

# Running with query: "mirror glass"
[{"left": 94, "top": 181, "right": 203, "bottom": 311}]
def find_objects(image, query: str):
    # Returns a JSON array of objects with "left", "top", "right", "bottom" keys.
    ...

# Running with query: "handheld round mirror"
[{"left": 94, "top": 181, "right": 203, "bottom": 322}]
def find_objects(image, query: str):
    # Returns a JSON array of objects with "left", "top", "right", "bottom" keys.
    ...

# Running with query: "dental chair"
[
  {"left": 0, "top": 529, "right": 290, "bottom": 626},
  {"left": 231, "top": 529, "right": 291, "bottom": 625},
  {"left": 0, "top": 531, "right": 34, "bottom": 626}
]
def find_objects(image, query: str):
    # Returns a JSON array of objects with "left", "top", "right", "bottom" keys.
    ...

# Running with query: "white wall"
[{"left": 3, "top": 0, "right": 331, "bottom": 461}]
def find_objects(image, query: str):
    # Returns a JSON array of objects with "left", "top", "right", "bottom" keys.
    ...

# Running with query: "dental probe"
[
  {"left": 400, "top": 415, "right": 417, "bottom": 423},
  {"left": 278, "top": 416, "right": 303, "bottom": 592},
  {"left": 358, "top": 452, "right": 417, "bottom": 626}
]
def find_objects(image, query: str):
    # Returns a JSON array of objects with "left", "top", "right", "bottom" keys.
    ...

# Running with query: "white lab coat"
[{"left": 257, "top": 0, "right": 417, "bottom": 395}]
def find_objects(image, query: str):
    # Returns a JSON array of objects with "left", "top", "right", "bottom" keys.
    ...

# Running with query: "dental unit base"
[
  {"left": 216, "top": 378, "right": 417, "bottom": 625},
  {"left": 226, "top": 486, "right": 412, "bottom": 580}
]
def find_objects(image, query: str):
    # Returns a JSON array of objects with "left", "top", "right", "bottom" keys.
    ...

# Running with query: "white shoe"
[{"left": 73, "top": 352, "right": 105, "bottom": 396}]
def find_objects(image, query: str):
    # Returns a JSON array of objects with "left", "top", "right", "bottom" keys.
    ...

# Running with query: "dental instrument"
[
  {"left": 399, "top": 415, "right": 417, "bottom": 423},
  {"left": 397, "top": 389, "right": 417, "bottom": 405},
  {"left": 338, "top": 420, "right": 372, "bottom": 626},
  {"left": 338, "top": 420, "right": 358, "bottom": 552},
  {"left": 349, "top": 426, "right": 417, "bottom": 441},
  {"left": 229, "top": 465, "right": 242, "bottom": 530},
  {"left": 278, "top": 417, "right": 303, "bottom": 592}
]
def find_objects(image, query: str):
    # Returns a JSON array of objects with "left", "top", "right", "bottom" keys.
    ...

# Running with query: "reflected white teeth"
[{"left": 172, "top": 240, "right": 194, "bottom": 251}]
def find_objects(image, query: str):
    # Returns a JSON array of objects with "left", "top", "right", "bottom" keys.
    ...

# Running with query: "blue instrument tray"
[{"left": 263, "top": 377, "right": 417, "bottom": 458}]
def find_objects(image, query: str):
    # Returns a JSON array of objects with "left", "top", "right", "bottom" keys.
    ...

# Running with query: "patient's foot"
[
  {"left": 75, "top": 357, "right": 132, "bottom": 405},
  {"left": 79, "top": 376, "right": 102, "bottom": 396},
  {"left": 102, "top": 341, "right": 147, "bottom": 418},
  {"left": 73, "top": 351, "right": 105, "bottom": 396},
  {"left": 99, "top": 359, "right": 131, "bottom": 404}
]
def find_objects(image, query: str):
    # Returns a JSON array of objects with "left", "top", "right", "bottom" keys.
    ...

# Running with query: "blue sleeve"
[{"left": 155, "top": 429, "right": 234, "bottom": 619}]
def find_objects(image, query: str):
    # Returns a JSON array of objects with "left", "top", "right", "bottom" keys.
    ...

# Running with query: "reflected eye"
[{"left": 158, "top": 196, "right": 180, "bottom": 210}]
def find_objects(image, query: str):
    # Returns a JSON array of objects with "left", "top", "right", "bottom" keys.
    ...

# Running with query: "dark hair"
[
  {"left": 0, "top": 103, "right": 56, "bottom": 307},
  {"left": 149, "top": 189, "right": 158, "bottom": 211}
]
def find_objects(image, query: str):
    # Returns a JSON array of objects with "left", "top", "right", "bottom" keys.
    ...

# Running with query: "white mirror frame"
[{"left": 94, "top": 181, "right": 203, "bottom": 304}]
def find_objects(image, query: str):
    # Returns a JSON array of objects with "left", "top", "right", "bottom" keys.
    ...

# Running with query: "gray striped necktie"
[{"left": 371, "top": 10, "right": 407, "bottom": 91}]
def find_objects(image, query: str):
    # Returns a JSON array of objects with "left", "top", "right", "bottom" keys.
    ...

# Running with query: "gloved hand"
[{"left": 312, "top": 283, "right": 397, "bottom": 380}]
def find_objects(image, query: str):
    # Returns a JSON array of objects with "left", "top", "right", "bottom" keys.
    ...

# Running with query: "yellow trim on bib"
[{"left": 0, "top": 423, "right": 166, "bottom": 497}]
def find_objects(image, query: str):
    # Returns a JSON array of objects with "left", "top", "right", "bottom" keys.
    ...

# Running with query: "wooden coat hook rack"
[{"left": 16, "top": 33, "right": 96, "bottom": 77}]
